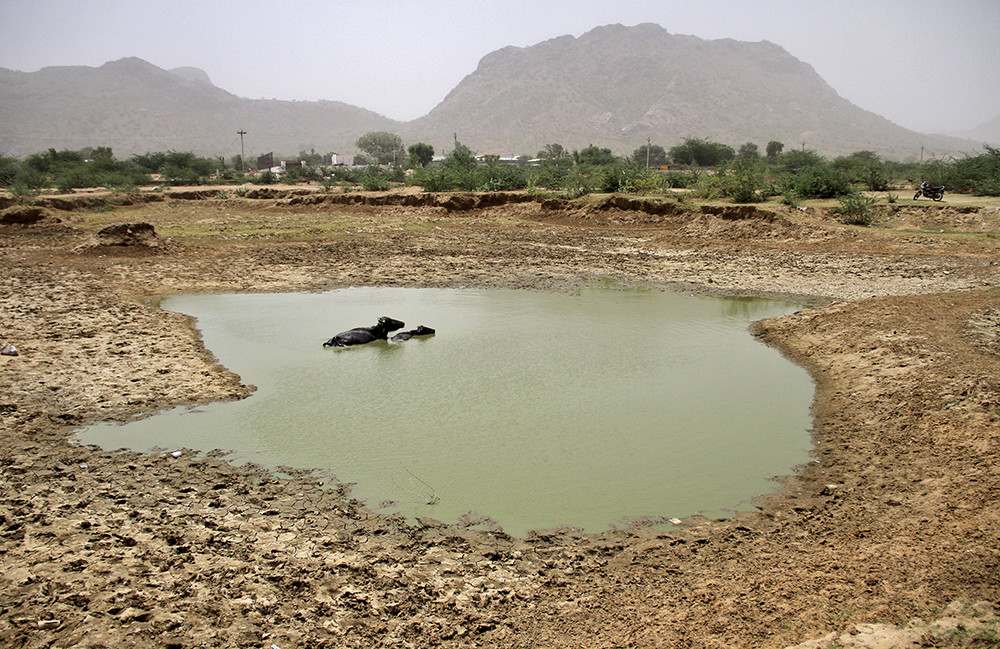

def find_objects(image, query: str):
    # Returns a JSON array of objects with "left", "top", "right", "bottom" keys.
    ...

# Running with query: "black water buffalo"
[
  {"left": 390, "top": 325, "right": 436, "bottom": 341},
  {"left": 323, "top": 316, "right": 405, "bottom": 347}
]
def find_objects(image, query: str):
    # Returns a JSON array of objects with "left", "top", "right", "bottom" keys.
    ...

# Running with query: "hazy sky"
[{"left": 2, "top": 0, "right": 998, "bottom": 134}]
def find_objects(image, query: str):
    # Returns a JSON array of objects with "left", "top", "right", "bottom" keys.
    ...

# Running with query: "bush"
[
  {"left": 361, "top": 166, "right": 390, "bottom": 191},
  {"left": 834, "top": 191, "right": 878, "bottom": 226},
  {"left": 832, "top": 152, "right": 892, "bottom": 192},
  {"left": 693, "top": 173, "right": 726, "bottom": 200},
  {"left": 8, "top": 182, "right": 41, "bottom": 204},
  {"left": 660, "top": 170, "right": 699, "bottom": 189},
  {"left": 475, "top": 164, "right": 527, "bottom": 192},
  {"left": 860, "top": 164, "right": 891, "bottom": 191},
  {"left": 529, "top": 158, "right": 573, "bottom": 190},
  {"left": 719, "top": 159, "right": 767, "bottom": 203},
  {"left": 598, "top": 165, "right": 637, "bottom": 193},
  {"left": 329, "top": 166, "right": 363, "bottom": 184},
  {"left": 783, "top": 164, "right": 852, "bottom": 199}
]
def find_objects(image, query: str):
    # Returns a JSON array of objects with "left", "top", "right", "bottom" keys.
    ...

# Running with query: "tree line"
[{"left": 2, "top": 134, "right": 998, "bottom": 203}]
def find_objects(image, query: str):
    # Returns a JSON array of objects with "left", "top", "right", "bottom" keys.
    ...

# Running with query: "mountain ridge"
[{"left": 0, "top": 24, "right": 986, "bottom": 160}]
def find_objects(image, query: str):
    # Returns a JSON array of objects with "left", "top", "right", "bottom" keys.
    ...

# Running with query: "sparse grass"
[
  {"left": 933, "top": 620, "right": 1000, "bottom": 647},
  {"left": 63, "top": 200, "right": 397, "bottom": 246}
]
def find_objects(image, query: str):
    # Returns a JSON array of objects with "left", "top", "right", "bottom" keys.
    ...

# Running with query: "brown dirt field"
[{"left": 1, "top": 187, "right": 999, "bottom": 648}]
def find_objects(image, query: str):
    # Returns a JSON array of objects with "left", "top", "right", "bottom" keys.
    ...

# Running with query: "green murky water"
[{"left": 77, "top": 287, "right": 814, "bottom": 536}]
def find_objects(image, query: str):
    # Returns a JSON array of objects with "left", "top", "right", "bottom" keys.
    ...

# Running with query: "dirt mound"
[
  {"left": 0, "top": 204, "right": 60, "bottom": 226},
  {"left": 679, "top": 205, "right": 832, "bottom": 242},
  {"left": 595, "top": 195, "right": 687, "bottom": 216},
  {"left": 75, "top": 222, "right": 167, "bottom": 252},
  {"left": 877, "top": 203, "right": 1000, "bottom": 233}
]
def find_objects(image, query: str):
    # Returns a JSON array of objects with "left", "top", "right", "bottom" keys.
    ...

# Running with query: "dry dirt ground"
[{"left": 1, "top": 187, "right": 999, "bottom": 648}]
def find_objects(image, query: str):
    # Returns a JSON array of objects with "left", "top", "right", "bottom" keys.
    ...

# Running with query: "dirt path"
[{"left": 1, "top": 189, "right": 999, "bottom": 648}]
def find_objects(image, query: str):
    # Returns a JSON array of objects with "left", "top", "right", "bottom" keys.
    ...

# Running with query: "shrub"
[
  {"left": 719, "top": 159, "right": 767, "bottom": 203},
  {"left": 860, "top": 164, "right": 891, "bottom": 191},
  {"left": 529, "top": 158, "right": 573, "bottom": 190},
  {"left": 834, "top": 191, "right": 878, "bottom": 226},
  {"left": 475, "top": 164, "right": 527, "bottom": 192},
  {"left": 598, "top": 165, "right": 645, "bottom": 193},
  {"left": 8, "top": 182, "right": 41, "bottom": 204},
  {"left": 361, "top": 167, "right": 390, "bottom": 191},
  {"left": 408, "top": 167, "right": 450, "bottom": 192},
  {"left": 693, "top": 173, "right": 726, "bottom": 200},
  {"left": 783, "top": 165, "right": 852, "bottom": 199},
  {"left": 660, "top": 170, "right": 699, "bottom": 189},
  {"left": 330, "top": 166, "right": 363, "bottom": 184}
]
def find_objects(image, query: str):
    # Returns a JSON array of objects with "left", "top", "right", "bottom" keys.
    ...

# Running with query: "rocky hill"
[
  {"left": 404, "top": 24, "right": 974, "bottom": 159},
  {"left": 0, "top": 25, "right": 978, "bottom": 160},
  {"left": 0, "top": 57, "right": 400, "bottom": 159}
]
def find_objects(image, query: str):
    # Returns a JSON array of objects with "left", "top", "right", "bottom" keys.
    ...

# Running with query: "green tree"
[
  {"left": 777, "top": 149, "right": 825, "bottom": 174},
  {"left": 537, "top": 143, "right": 570, "bottom": 160},
  {"left": 574, "top": 144, "right": 617, "bottom": 166},
  {"left": 631, "top": 143, "right": 669, "bottom": 168},
  {"left": 833, "top": 151, "right": 889, "bottom": 191},
  {"left": 297, "top": 148, "right": 324, "bottom": 165},
  {"left": 87, "top": 146, "right": 113, "bottom": 160},
  {"left": 766, "top": 140, "right": 784, "bottom": 161},
  {"left": 668, "top": 138, "right": 735, "bottom": 167},
  {"left": 737, "top": 142, "right": 760, "bottom": 160},
  {"left": 444, "top": 141, "right": 477, "bottom": 171},
  {"left": 356, "top": 131, "right": 405, "bottom": 166},
  {"left": 407, "top": 142, "right": 434, "bottom": 168}
]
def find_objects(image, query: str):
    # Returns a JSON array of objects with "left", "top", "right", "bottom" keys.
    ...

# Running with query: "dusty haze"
[{"left": 1, "top": 0, "right": 998, "bottom": 135}]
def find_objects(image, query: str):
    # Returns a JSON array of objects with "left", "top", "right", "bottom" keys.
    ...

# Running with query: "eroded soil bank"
[{"left": 2, "top": 189, "right": 999, "bottom": 648}]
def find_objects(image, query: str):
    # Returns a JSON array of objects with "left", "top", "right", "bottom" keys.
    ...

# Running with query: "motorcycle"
[{"left": 914, "top": 183, "right": 945, "bottom": 201}]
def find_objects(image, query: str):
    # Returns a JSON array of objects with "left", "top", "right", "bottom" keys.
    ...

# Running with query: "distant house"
[
  {"left": 331, "top": 153, "right": 354, "bottom": 166},
  {"left": 475, "top": 152, "right": 522, "bottom": 164}
]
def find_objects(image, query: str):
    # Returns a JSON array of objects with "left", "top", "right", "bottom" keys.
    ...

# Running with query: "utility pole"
[
  {"left": 646, "top": 137, "right": 651, "bottom": 170},
  {"left": 237, "top": 130, "right": 247, "bottom": 173}
]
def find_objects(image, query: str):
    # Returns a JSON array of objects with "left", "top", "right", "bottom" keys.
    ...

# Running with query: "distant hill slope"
[
  {"left": 960, "top": 113, "right": 1000, "bottom": 146},
  {"left": 404, "top": 23, "right": 975, "bottom": 159},
  {"left": 0, "top": 57, "right": 399, "bottom": 158},
  {"left": 0, "top": 26, "right": 979, "bottom": 160}
]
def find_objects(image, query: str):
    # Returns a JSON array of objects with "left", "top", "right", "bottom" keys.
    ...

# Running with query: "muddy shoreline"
[{"left": 2, "top": 189, "right": 999, "bottom": 647}]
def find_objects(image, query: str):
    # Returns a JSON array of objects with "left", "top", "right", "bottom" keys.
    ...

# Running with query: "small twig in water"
[{"left": 391, "top": 464, "right": 440, "bottom": 505}]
